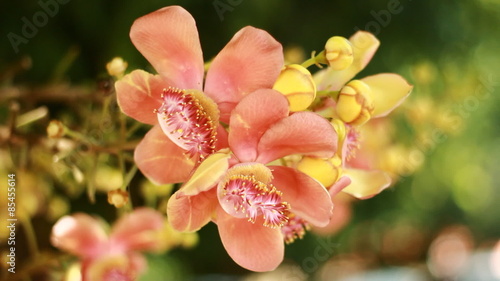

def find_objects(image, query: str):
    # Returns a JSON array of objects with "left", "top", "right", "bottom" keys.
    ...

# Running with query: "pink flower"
[
  {"left": 115, "top": 6, "right": 283, "bottom": 184},
  {"left": 51, "top": 208, "right": 164, "bottom": 281},
  {"left": 167, "top": 89, "right": 338, "bottom": 271}
]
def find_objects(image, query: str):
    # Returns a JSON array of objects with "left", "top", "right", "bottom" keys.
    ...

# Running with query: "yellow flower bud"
[
  {"left": 336, "top": 80, "right": 374, "bottom": 126},
  {"left": 273, "top": 64, "right": 316, "bottom": 111},
  {"left": 324, "top": 36, "right": 353, "bottom": 70},
  {"left": 107, "top": 189, "right": 129, "bottom": 208},
  {"left": 47, "top": 120, "right": 65, "bottom": 139},
  {"left": 106, "top": 57, "right": 128, "bottom": 78},
  {"left": 296, "top": 155, "right": 342, "bottom": 188}
]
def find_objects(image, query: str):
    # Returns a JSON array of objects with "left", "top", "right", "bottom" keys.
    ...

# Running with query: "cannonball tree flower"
[
  {"left": 51, "top": 208, "right": 163, "bottom": 281},
  {"left": 167, "top": 89, "right": 338, "bottom": 271},
  {"left": 115, "top": 6, "right": 283, "bottom": 184}
]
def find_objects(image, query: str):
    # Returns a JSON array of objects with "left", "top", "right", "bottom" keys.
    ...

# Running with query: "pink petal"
[
  {"left": 317, "top": 31, "right": 380, "bottom": 91},
  {"left": 342, "top": 168, "right": 392, "bottom": 199},
  {"left": 215, "top": 125, "right": 229, "bottom": 150},
  {"left": 130, "top": 6, "right": 204, "bottom": 90},
  {"left": 110, "top": 208, "right": 164, "bottom": 252},
  {"left": 51, "top": 213, "right": 108, "bottom": 258},
  {"left": 204, "top": 26, "right": 284, "bottom": 122},
  {"left": 329, "top": 176, "right": 352, "bottom": 197},
  {"left": 256, "top": 112, "right": 337, "bottom": 164},
  {"left": 313, "top": 193, "right": 353, "bottom": 236},
  {"left": 134, "top": 125, "right": 195, "bottom": 185},
  {"left": 167, "top": 188, "right": 218, "bottom": 232},
  {"left": 229, "top": 89, "right": 289, "bottom": 162},
  {"left": 271, "top": 166, "right": 333, "bottom": 227},
  {"left": 216, "top": 207, "right": 284, "bottom": 272},
  {"left": 115, "top": 70, "right": 165, "bottom": 124},
  {"left": 361, "top": 73, "right": 413, "bottom": 117}
]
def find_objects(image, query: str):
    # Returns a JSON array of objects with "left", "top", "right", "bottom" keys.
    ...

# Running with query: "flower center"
[
  {"left": 281, "top": 213, "right": 310, "bottom": 244},
  {"left": 103, "top": 268, "right": 134, "bottom": 281},
  {"left": 220, "top": 174, "right": 290, "bottom": 228},
  {"left": 156, "top": 88, "right": 218, "bottom": 161}
]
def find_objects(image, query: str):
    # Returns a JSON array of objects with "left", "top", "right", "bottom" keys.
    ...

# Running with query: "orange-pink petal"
[
  {"left": 317, "top": 31, "right": 380, "bottom": 91},
  {"left": 115, "top": 70, "right": 165, "bottom": 124},
  {"left": 313, "top": 193, "right": 353, "bottom": 236},
  {"left": 271, "top": 166, "right": 333, "bottom": 227},
  {"left": 204, "top": 26, "right": 284, "bottom": 123},
  {"left": 134, "top": 125, "right": 195, "bottom": 185},
  {"left": 167, "top": 188, "right": 218, "bottom": 232},
  {"left": 130, "top": 6, "right": 204, "bottom": 90},
  {"left": 229, "top": 89, "right": 289, "bottom": 163},
  {"left": 215, "top": 125, "right": 229, "bottom": 151},
  {"left": 256, "top": 112, "right": 337, "bottom": 164},
  {"left": 342, "top": 168, "right": 392, "bottom": 199},
  {"left": 361, "top": 73, "right": 413, "bottom": 117},
  {"left": 329, "top": 176, "right": 352, "bottom": 197},
  {"left": 51, "top": 213, "right": 108, "bottom": 258},
  {"left": 110, "top": 208, "right": 164, "bottom": 252},
  {"left": 216, "top": 207, "right": 284, "bottom": 272}
]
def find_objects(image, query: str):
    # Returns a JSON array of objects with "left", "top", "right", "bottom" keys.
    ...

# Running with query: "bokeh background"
[{"left": 1, "top": 0, "right": 499, "bottom": 280}]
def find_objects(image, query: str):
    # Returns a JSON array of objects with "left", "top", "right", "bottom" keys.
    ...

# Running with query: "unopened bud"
[
  {"left": 325, "top": 36, "right": 353, "bottom": 70},
  {"left": 107, "top": 189, "right": 129, "bottom": 208},
  {"left": 273, "top": 64, "right": 316, "bottom": 111},
  {"left": 47, "top": 120, "right": 65, "bottom": 139},
  {"left": 106, "top": 57, "right": 128, "bottom": 78},
  {"left": 336, "top": 80, "right": 374, "bottom": 126}
]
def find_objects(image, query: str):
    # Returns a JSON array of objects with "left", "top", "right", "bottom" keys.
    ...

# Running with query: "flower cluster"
[{"left": 52, "top": 5, "right": 412, "bottom": 276}]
